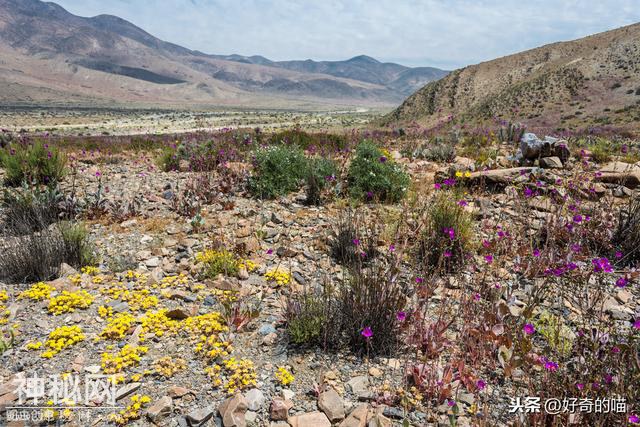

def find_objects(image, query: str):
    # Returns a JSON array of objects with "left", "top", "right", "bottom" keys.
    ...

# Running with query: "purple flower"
[
  {"left": 443, "top": 178, "right": 457, "bottom": 186},
  {"left": 573, "top": 214, "right": 583, "bottom": 223},
  {"left": 366, "top": 191, "right": 374, "bottom": 200},
  {"left": 379, "top": 156, "right": 387, "bottom": 163},
  {"left": 361, "top": 327, "right": 373, "bottom": 339},
  {"left": 571, "top": 244, "right": 582, "bottom": 253},
  {"left": 415, "top": 277, "right": 424, "bottom": 284},
  {"left": 352, "top": 239, "right": 360, "bottom": 246},
  {"left": 524, "top": 187, "right": 534, "bottom": 198},
  {"left": 447, "top": 399, "right": 456, "bottom": 407},
  {"left": 434, "top": 183, "right": 441, "bottom": 190},
  {"left": 473, "top": 293, "right": 481, "bottom": 301},
  {"left": 629, "top": 414, "right": 639, "bottom": 424},
  {"left": 634, "top": 319, "right": 640, "bottom": 330},
  {"left": 523, "top": 323, "right": 535, "bottom": 335},
  {"left": 533, "top": 249, "right": 540, "bottom": 257},
  {"left": 592, "top": 257, "right": 613, "bottom": 273},
  {"left": 443, "top": 227, "right": 455, "bottom": 241},
  {"left": 457, "top": 200, "right": 468, "bottom": 207},
  {"left": 544, "top": 361, "right": 559, "bottom": 372},
  {"left": 95, "top": 171, "right": 102, "bottom": 177},
  {"left": 615, "top": 251, "right": 623, "bottom": 259},
  {"left": 576, "top": 383, "right": 584, "bottom": 390},
  {"left": 266, "top": 249, "right": 274, "bottom": 255},
  {"left": 476, "top": 379, "right": 486, "bottom": 391},
  {"left": 616, "top": 277, "right": 628, "bottom": 288},
  {"left": 484, "top": 255, "right": 493, "bottom": 264},
  {"left": 396, "top": 311, "right": 407, "bottom": 322},
  {"left": 388, "top": 244, "right": 395, "bottom": 252},
  {"left": 444, "top": 250, "right": 452, "bottom": 258}
]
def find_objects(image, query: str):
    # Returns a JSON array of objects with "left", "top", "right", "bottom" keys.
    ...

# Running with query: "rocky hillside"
[
  {"left": 0, "top": 0, "right": 446, "bottom": 108},
  {"left": 382, "top": 23, "right": 640, "bottom": 133}
]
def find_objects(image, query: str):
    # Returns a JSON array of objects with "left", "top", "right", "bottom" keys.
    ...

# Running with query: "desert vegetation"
[{"left": 0, "top": 122, "right": 638, "bottom": 427}]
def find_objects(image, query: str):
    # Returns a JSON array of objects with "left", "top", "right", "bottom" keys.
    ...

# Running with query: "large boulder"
[{"left": 517, "top": 133, "right": 569, "bottom": 164}]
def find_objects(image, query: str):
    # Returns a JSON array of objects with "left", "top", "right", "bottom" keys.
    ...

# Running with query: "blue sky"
[{"left": 54, "top": 0, "right": 640, "bottom": 69}]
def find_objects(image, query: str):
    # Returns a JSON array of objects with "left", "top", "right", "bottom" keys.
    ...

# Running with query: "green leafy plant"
[
  {"left": 248, "top": 145, "right": 308, "bottom": 199},
  {"left": 347, "top": 141, "right": 409, "bottom": 203},
  {"left": 0, "top": 140, "right": 67, "bottom": 186},
  {"left": 305, "top": 157, "right": 337, "bottom": 205}
]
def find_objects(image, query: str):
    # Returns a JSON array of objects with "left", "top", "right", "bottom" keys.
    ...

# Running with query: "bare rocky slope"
[
  {"left": 0, "top": 0, "right": 446, "bottom": 109},
  {"left": 382, "top": 23, "right": 640, "bottom": 133}
]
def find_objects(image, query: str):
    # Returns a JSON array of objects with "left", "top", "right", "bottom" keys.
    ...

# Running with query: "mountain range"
[
  {"left": 0, "top": 0, "right": 447, "bottom": 109},
  {"left": 382, "top": 23, "right": 640, "bottom": 133}
]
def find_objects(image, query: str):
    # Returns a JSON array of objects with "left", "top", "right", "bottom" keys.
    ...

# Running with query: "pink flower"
[
  {"left": 484, "top": 255, "right": 493, "bottom": 264},
  {"left": 444, "top": 250, "right": 452, "bottom": 258},
  {"left": 388, "top": 244, "right": 395, "bottom": 252},
  {"left": 592, "top": 257, "right": 613, "bottom": 273},
  {"left": 544, "top": 361, "right": 559, "bottom": 372},
  {"left": 415, "top": 277, "right": 424, "bottom": 284},
  {"left": 434, "top": 183, "right": 441, "bottom": 190},
  {"left": 629, "top": 414, "right": 639, "bottom": 424},
  {"left": 352, "top": 239, "right": 360, "bottom": 246},
  {"left": 396, "top": 311, "right": 407, "bottom": 322},
  {"left": 576, "top": 383, "right": 584, "bottom": 390},
  {"left": 457, "top": 200, "right": 467, "bottom": 207},
  {"left": 615, "top": 251, "right": 623, "bottom": 259},
  {"left": 266, "top": 249, "right": 273, "bottom": 255},
  {"left": 476, "top": 379, "right": 486, "bottom": 391},
  {"left": 361, "top": 327, "right": 373, "bottom": 339},
  {"left": 447, "top": 399, "right": 456, "bottom": 407},
  {"left": 533, "top": 249, "right": 540, "bottom": 257},
  {"left": 633, "top": 319, "right": 640, "bottom": 330},
  {"left": 473, "top": 293, "right": 481, "bottom": 301},
  {"left": 523, "top": 323, "right": 535, "bottom": 335},
  {"left": 95, "top": 171, "right": 102, "bottom": 177}
]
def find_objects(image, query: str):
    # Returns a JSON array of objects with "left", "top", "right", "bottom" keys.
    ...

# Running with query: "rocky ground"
[{"left": 0, "top": 133, "right": 639, "bottom": 427}]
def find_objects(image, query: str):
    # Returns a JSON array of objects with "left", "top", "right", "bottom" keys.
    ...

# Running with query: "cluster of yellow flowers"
[
  {"left": 454, "top": 170, "right": 472, "bottom": 179},
  {"left": 395, "top": 385, "right": 424, "bottom": 410},
  {"left": 195, "top": 335, "right": 233, "bottom": 361},
  {"left": 223, "top": 358, "right": 257, "bottom": 395},
  {"left": 99, "top": 312, "right": 136, "bottom": 340},
  {"left": 98, "top": 305, "right": 114, "bottom": 318},
  {"left": 109, "top": 394, "right": 151, "bottom": 426},
  {"left": 275, "top": 367, "right": 295, "bottom": 386},
  {"left": 265, "top": 268, "right": 291, "bottom": 286},
  {"left": 0, "top": 289, "right": 9, "bottom": 325},
  {"left": 48, "top": 290, "right": 94, "bottom": 315},
  {"left": 238, "top": 259, "right": 258, "bottom": 273},
  {"left": 81, "top": 266, "right": 100, "bottom": 276},
  {"left": 101, "top": 281, "right": 158, "bottom": 312},
  {"left": 19, "top": 282, "right": 54, "bottom": 301},
  {"left": 42, "top": 326, "right": 85, "bottom": 358},
  {"left": 185, "top": 312, "right": 228, "bottom": 336},
  {"left": 101, "top": 344, "right": 148, "bottom": 374},
  {"left": 158, "top": 274, "right": 189, "bottom": 289},
  {"left": 196, "top": 249, "right": 241, "bottom": 277},
  {"left": 139, "top": 309, "right": 179, "bottom": 338},
  {"left": 26, "top": 341, "right": 43, "bottom": 350},
  {"left": 154, "top": 356, "right": 186, "bottom": 378}
]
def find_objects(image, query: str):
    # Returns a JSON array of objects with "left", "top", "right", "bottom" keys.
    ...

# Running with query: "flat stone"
[
  {"left": 346, "top": 376, "right": 369, "bottom": 395},
  {"left": 318, "top": 388, "right": 345, "bottom": 422},
  {"left": 168, "top": 386, "right": 194, "bottom": 398},
  {"left": 218, "top": 394, "right": 248, "bottom": 427},
  {"left": 270, "top": 398, "right": 292, "bottom": 421},
  {"left": 116, "top": 382, "right": 141, "bottom": 401},
  {"left": 245, "top": 388, "right": 266, "bottom": 411},
  {"left": 288, "top": 411, "right": 331, "bottom": 427},
  {"left": 339, "top": 404, "right": 369, "bottom": 427},
  {"left": 186, "top": 405, "right": 216, "bottom": 426},
  {"left": 147, "top": 396, "right": 173, "bottom": 423}
]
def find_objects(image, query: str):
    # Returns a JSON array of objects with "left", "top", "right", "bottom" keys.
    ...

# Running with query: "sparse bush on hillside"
[
  {"left": 248, "top": 145, "right": 308, "bottom": 199},
  {"left": 329, "top": 208, "right": 379, "bottom": 267},
  {"left": 0, "top": 140, "right": 66, "bottom": 186},
  {"left": 417, "top": 189, "right": 474, "bottom": 274},
  {"left": 1, "top": 184, "right": 61, "bottom": 236},
  {"left": 414, "top": 143, "right": 457, "bottom": 162},
  {"left": 347, "top": 141, "right": 410, "bottom": 203},
  {"left": 0, "top": 221, "right": 98, "bottom": 283},
  {"left": 612, "top": 196, "right": 640, "bottom": 267},
  {"left": 305, "top": 157, "right": 337, "bottom": 206}
]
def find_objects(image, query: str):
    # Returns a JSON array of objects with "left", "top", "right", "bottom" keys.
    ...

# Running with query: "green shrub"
[
  {"left": 415, "top": 143, "right": 456, "bottom": 162},
  {"left": 269, "top": 128, "right": 316, "bottom": 148},
  {"left": 0, "top": 140, "right": 66, "bottom": 186},
  {"left": 157, "top": 147, "right": 180, "bottom": 172},
  {"left": 305, "top": 157, "right": 337, "bottom": 205},
  {"left": 347, "top": 141, "right": 409, "bottom": 203},
  {"left": 248, "top": 145, "right": 308, "bottom": 199},
  {"left": 59, "top": 221, "right": 99, "bottom": 268},
  {"left": 418, "top": 189, "right": 474, "bottom": 273}
]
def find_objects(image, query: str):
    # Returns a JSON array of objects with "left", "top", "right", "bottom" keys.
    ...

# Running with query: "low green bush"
[
  {"left": 248, "top": 145, "right": 308, "bottom": 199},
  {"left": 347, "top": 141, "right": 410, "bottom": 203},
  {"left": 305, "top": 157, "right": 337, "bottom": 205},
  {"left": 0, "top": 140, "right": 67, "bottom": 186}
]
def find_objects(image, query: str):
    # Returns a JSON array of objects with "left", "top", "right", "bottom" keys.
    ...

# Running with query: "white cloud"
[{"left": 53, "top": 0, "right": 640, "bottom": 69}]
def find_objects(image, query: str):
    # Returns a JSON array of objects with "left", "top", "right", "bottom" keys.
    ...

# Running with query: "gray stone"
[
  {"left": 147, "top": 396, "right": 173, "bottom": 423},
  {"left": 539, "top": 156, "right": 563, "bottom": 169},
  {"left": 318, "top": 388, "right": 345, "bottom": 422},
  {"left": 346, "top": 376, "right": 369, "bottom": 395},
  {"left": 245, "top": 388, "right": 266, "bottom": 411},
  {"left": 218, "top": 394, "right": 248, "bottom": 427}
]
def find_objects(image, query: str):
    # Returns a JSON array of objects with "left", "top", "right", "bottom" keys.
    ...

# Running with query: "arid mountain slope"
[
  {"left": 383, "top": 23, "right": 640, "bottom": 133},
  {"left": 0, "top": 0, "right": 446, "bottom": 109}
]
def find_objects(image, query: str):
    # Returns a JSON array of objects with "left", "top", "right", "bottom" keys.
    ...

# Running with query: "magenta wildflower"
[
  {"left": 361, "top": 327, "right": 373, "bottom": 339},
  {"left": 571, "top": 244, "right": 582, "bottom": 253},
  {"left": 379, "top": 156, "right": 387, "bottom": 163},
  {"left": 629, "top": 414, "right": 639, "bottom": 424},
  {"left": 443, "top": 227, "right": 455, "bottom": 241},
  {"left": 523, "top": 323, "right": 535, "bottom": 335},
  {"left": 573, "top": 214, "right": 583, "bottom": 223},
  {"left": 95, "top": 171, "right": 102, "bottom": 177},
  {"left": 389, "top": 244, "right": 395, "bottom": 252},
  {"left": 484, "top": 254, "right": 493, "bottom": 264},
  {"left": 615, "top": 251, "right": 623, "bottom": 259},
  {"left": 415, "top": 277, "right": 424, "bottom": 284},
  {"left": 266, "top": 249, "right": 274, "bottom": 255},
  {"left": 457, "top": 200, "right": 467, "bottom": 207},
  {"left": 616, "top": 277, "right": 628, "bottom": 288},
  {"left": 611, "top": 346, "right": 620, "bottom": 354},
  {"left": 524, "top": 187, "right": 534, "bottom": 197},
  {"left": 476, "top": 379, "right": 486, "bottom": 391},
  {"left": 444, "top": 250, "right": 452, "bottom": 258},
  {"left": 633, "top": 319, "right": 640, "bottom": 330},
  {"left": 544, "top": 361, "right": 559, "bottom": 372},
  {"left": 396, "top": 311, "right": 407, "bottom": 322},
  {"left": 434, "top": 183, "right": 442, "bottom": 190},
  {"left": 533, "top": 248, "right": 540, "bottom": 257},
  {"left": 352, "top": 239, "right": 360, "bottom": 246},
  {"left": 482, "top": 239, "right": 490, "bottom": 248},
  {"left": 576, "top": 383, "right": 584, "bottom": 390},
  {"left": 447, "top": 399, "right": 455, "bottom": 407},
  {"left": 473, "top": 293, "right": 481, "bottom": 301},
  {"left": 592, "top": 257, "right": 613, "bottom": 273}
]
